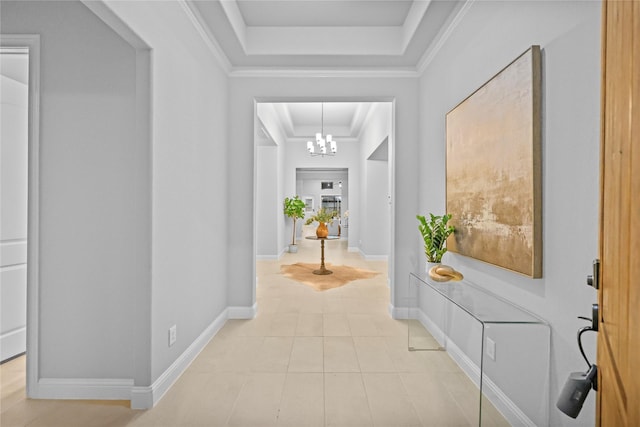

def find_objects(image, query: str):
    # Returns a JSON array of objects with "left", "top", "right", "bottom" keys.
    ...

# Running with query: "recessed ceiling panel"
[
  {"left": 190, "top": 0, "right": 463, "bottom": 70},
  {"left": 259, "top": 102, "right": 373, "bottom": 139},
  {"left": 236, "top": 0, "right": 414, "bottom": 27}
]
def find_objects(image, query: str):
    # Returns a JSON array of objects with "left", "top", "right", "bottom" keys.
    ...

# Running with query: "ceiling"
[
  {"left": 279, "top": 102, "right": 372, "bottom": 140},
  {"left": 188, "top": 0, "right": 464, "bottom": 72},
  {"left": 258, "top": 102, "right": 377, "bottom": 145},
  {"left": 188, "top": 2, "right": 465, "bottom": 142}
]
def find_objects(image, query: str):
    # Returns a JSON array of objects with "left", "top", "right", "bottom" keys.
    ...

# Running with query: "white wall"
[
  {"left": 256, "top": 103, "right": 285, "bottom": 257},
  {"left": 2, "top": 1, "right": 144, "bottom": 381},
  {"left": 359, "top": 103, "right": 392, "bottom": 258},
  {"left": 256, "top": 146, "right": 280, "bottom": 257},
  {"left": 298, "top": 178, "right": 346, "bottom": 217},
  {"left": 297, "top": 176, "right": 346, "bottom": 239},
  {"left": 418, "top": 2, "right": 601, "bottom": 425},
  {"left": 228, "top": 79, "right": 419, "bottom": 311},
  {"left": 0, "top": 60, "right": 28, "bottom": 361},
  {"left": 3, "top": 0, "right": 232, "bottom": 400},
  {"left": 102, "top": 1, "right": 230, "bottom": 385},
  {"left": 361, "top": 160, "right": 389, "bottom": 257}
]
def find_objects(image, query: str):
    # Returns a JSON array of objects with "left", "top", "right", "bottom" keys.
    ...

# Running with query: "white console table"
[{"left": 407, "top": 272, "right": 550, "bottom": 427}]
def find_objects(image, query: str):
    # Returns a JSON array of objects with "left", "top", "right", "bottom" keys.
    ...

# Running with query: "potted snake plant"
[{"left": 416, "top": 213, "right": 455, "bottom": 268}]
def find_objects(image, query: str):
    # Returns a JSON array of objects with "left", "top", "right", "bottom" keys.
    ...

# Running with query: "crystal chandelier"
[{"left": 307, "top": 103, "right": 337, "bottom": 156}]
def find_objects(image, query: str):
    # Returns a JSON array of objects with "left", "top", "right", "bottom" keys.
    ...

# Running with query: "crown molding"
[
  {"left": 416, "top": 0, "right": 475, "bottom": 74},
  {"left": 81, "top": 0, "right": 150, "bottom": 49},
  {"left": 229, "top": 68, "right": 420, "bottom": 79},
  {"left": 401, "top": 0, "right": 432, "bottom": 53},
  {"left": 179, "top": 0, "right": 233, "bottom": 74},
  {"left": 218, "top": 0, "right": 248, "bottom": 52}
]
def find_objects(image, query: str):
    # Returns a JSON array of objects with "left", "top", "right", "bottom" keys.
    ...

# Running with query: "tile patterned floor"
[{"left": 1, "top": 237, "right": 509, "bottom": 426}]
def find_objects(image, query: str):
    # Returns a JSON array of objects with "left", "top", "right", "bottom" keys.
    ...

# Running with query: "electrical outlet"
[
  {"left": 486, "top": 337, "right": 496, "bottom": 361},
  {"left": 169, "top": 325, "right": 177, "bottom": 347}
]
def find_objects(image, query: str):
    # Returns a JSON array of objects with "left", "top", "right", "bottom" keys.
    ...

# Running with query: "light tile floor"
[{"left": 1, "top": 237, "right": 509, "bottom": 426}]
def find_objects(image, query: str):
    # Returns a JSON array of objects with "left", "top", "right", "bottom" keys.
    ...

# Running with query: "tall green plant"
[
  {"left": 284, "top": 196, "right": 306, "bottom": 245},
  {"left": 416, "top": 213, "right": 455, "bottom": 263}
]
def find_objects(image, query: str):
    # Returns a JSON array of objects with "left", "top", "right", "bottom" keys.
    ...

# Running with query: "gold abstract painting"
[{"left": 446, "top": 46, "right": 542, "bottom": 277}]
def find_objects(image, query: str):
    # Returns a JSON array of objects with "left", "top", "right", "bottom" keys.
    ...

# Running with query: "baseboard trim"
[
  {"left": 388, "top": 304, "right": 415, "bottom": 320},
  {"left": 388, "top": 303, "right": 402, "bottom": 319},
  {"left": 363, "top": 254, "right": 389, "bottom": 261},
  {"left": 35, "top": 378, "right": 134, "bottom": 400},
  {"left": 227, "top": 303, "right": 257, "bottom": 319},
  {"left": 416, "top": 309, "right": 536, "bottom": 427},
  {"left": 27, "top": 305, "right": 241, "bottom": 408},
  {"left": 1, "top": 326, "right": 26, "bottom": 362},
  {"left": 256, "top": 254, "right": 279, "bottom": 260},
  {"left": 131, "top": 307, "right": 228, "bottom": 409}
]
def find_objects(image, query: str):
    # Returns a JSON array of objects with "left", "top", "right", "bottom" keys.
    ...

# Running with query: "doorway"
[
  {"left": 254, "top": 100, "right": 394, "bottom": 299},
  {"left": 0, "top": 47, "right": 29, "bottom": 363},
  {"left": 0, "top": 34, "right": 40, "bottom": 397},
  {"left": 296, "top": 167, "right": 348, "bottom": 241}
]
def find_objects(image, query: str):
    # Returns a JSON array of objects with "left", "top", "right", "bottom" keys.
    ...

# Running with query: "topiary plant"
[
  {"left": 284, "top": 196, "right": 306, "bottom": 246},
  {"left": 416, "top": 213, "right": 455, "bottom": 263}
]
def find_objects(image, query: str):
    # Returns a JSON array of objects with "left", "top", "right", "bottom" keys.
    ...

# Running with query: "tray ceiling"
[{"left": 188, "top": 0, "right": 464, "bottom": 71}]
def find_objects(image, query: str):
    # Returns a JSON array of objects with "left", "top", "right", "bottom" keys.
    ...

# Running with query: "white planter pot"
[{"left": 425, "top": 261, "right": 440, "bottom": 274}]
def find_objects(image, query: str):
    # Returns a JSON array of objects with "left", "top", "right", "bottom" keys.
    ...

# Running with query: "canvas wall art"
[{"left": 446, "top": 46, "right": 542, "bottom": 277}]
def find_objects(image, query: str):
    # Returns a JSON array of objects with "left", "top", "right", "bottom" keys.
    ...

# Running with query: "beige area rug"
[{"left": 280, "top": 262, "right": 380, "bottom": 291}]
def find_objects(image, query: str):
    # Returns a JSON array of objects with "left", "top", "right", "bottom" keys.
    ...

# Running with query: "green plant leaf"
[{"left": 416, "top": 213, "right": 455, "bottom": 262}]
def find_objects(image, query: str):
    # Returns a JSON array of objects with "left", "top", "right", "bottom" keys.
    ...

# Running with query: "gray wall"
[
  {"left": 256, "top": 103, "right": 286, "bottom": 258},
  {"left": 256, "top": 145, "right": 281, "bottom": 257},
  {"left": 417, "top": 2, "right": 601, "bottom": 425},
  {"left": 103, "top": 0, "right": 231, "bottom": 383},
  {"left": 359, "top": 103, "right": 392, "bottom": 258},
  {"left": 2, "top": 1, "right": 144, "bottom": 380},
  {"left": 3, "top": 0, "right": 231, "bottom": 391}
]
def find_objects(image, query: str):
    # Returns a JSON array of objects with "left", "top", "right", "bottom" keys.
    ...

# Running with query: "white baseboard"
[
  {"left": 388, "top": 304, "right": 417, "bottom": 320},
  {"left": 1, "top": 327, "right": 26, "bottom": 362},
  {"left": 131, "top": 307, "right": 229, "bottom": 409},
  {"left": 416, "top": 309, "right": 536, "bottom": 427},
  {"left": 415, "top": 308, "right": 446, "bottom": 346},
  {"left": 363, "top": 254, "right": 389, "bottom": 261},
  {"left": 27, "top": 303, "right": 249, "bottom": 409},
  {"left": 256, "top": 254, "right": 279, "bottom": 260},
  {"left": 388, "top": 303, "right": 404, "bottom": 319},
  {"left": 34, "top": 378, "right": 134, "bottom": 400},
  {"left": 227, "top": 303, "right": 257, "bottom": 319}
]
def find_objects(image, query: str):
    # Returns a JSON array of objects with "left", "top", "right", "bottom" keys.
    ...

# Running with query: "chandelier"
[{"left": 307, "top": 103, "right": 337, "bottom": 156}]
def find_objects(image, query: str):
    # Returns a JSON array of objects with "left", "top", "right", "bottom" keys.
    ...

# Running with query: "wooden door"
[{"left": 597, "top": 1, "right": 640, "bottom": 425}]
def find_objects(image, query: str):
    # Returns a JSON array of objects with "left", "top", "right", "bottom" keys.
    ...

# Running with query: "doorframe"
[
  {"left": 0, "top": 34, "right": 41, "bottom": 397},
  {"left": 252, "top": 96, "right": 397, "bottom": 307}
]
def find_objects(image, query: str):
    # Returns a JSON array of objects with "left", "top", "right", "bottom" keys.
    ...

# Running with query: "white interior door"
[{"left": 1, "top": 50, "right": 29, "bottom": 362}]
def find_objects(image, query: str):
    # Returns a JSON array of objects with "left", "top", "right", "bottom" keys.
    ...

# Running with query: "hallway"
[{"left": 1, "top": 238, "right": 507, "bottom": 426}]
